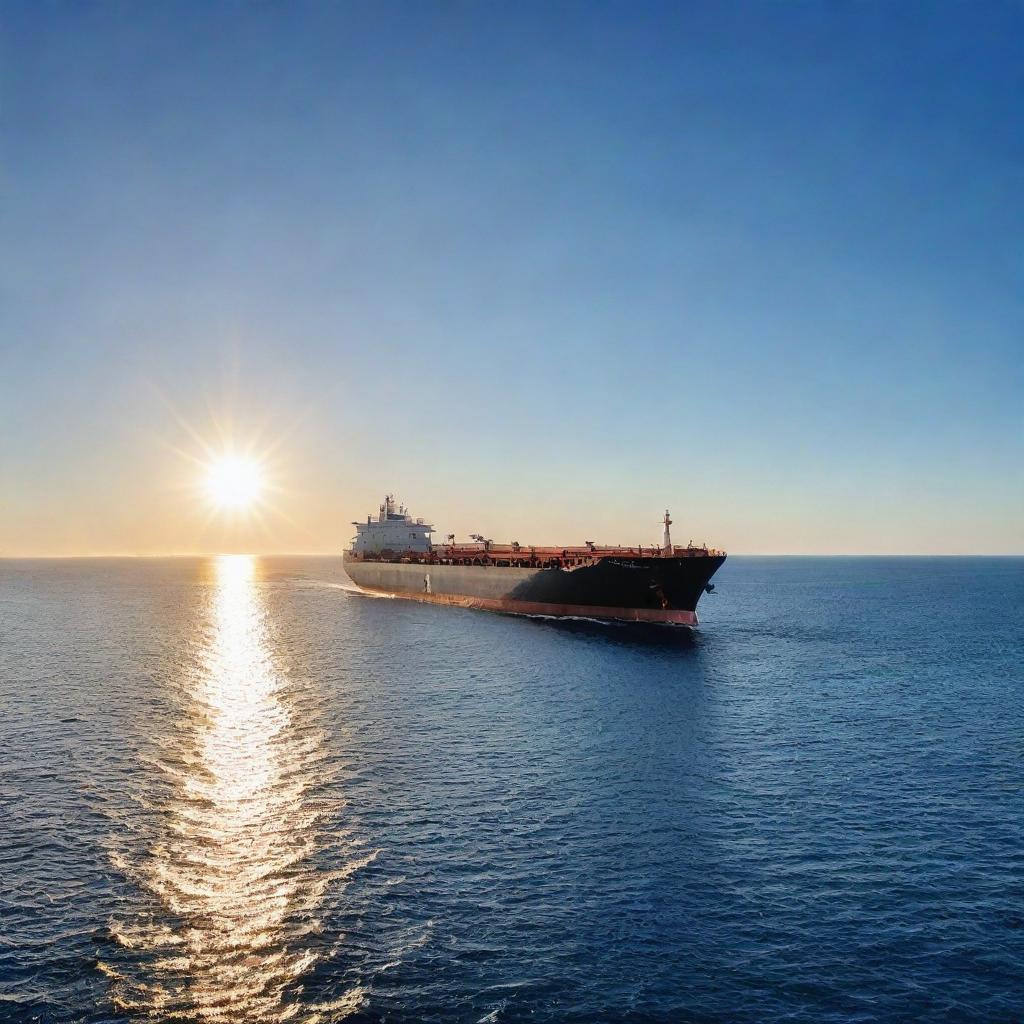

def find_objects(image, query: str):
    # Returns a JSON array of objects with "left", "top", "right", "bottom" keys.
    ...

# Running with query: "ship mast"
[{"left": 662, "top": 509, "right": 673, "bottom": 555}]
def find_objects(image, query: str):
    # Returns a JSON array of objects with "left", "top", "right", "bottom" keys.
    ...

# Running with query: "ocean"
[{"left": 1, "top": 555, "right": 1021, "bottom": 1024}]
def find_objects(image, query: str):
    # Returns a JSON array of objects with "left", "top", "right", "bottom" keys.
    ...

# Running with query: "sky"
[{"left": 1, "top": 0, "right": 1021, "bottom": 555}]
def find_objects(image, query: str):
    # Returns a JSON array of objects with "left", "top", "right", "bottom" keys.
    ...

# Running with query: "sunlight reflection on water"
[{"left": 104, "top": 555, "right": 364, "bottom": 1022}]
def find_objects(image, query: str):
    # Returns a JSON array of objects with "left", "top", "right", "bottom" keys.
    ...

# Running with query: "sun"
[{"left": 204, "top": 455, "right": 264, "bottom": 510}]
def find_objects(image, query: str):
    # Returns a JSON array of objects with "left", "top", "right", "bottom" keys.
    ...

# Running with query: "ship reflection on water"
[
  {"left": 526, "top": 615, "right": 705, "bottom": 650},
  {"left": 105, "top": 555, "right": 362, "bottom": 1022}
]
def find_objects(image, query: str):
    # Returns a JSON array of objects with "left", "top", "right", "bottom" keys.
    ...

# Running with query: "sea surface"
[{"left": 1, "top": 556, "right": 1022, "bottom": 1024}]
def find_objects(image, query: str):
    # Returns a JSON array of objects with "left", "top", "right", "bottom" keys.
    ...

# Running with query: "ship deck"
[{"left": 346, "top": 543, "right": 725, "bottom": 571}]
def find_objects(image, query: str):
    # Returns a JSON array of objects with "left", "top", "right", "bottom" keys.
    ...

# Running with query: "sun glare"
[{"left": 204, "top": 455, "right": 264, "bottom": 510}]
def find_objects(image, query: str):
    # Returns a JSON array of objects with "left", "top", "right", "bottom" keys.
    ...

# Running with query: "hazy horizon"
[
  {"left": 5, "top": 550, "right": 1024, "bottom": 561},
  {"left": 3, "top": 2, "right": 1021, "bottom": 557}
]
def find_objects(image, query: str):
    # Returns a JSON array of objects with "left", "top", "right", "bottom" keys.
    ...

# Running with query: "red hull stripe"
[{"left": 353, "top": 586, "right": 698, "bottom": 626}]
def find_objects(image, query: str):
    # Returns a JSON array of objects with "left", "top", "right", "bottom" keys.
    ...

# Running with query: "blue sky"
[{"left": 1, "top": 1, "right": 1021, "bottom": 554}]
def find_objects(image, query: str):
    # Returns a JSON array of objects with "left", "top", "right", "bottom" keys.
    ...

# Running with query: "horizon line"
[{"left": 2, "top": 552, "right": 1022, "bottom": 560}]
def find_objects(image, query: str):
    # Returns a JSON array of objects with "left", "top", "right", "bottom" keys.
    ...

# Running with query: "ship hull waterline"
[{"left": 342, "top": 554, "right": 725, "bottom": 626}]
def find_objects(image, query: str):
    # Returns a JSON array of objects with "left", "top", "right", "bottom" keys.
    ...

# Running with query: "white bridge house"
[{"left": 350, "top": 495, "right": 434, "bottom": 555}]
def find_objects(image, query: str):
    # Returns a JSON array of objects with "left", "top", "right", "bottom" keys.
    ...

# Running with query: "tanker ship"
[{"left": 342, "top": 496, "right": 725, "bottom": 626}]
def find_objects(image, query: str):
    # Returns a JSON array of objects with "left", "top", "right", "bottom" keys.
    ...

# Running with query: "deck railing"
[{"left": 348, "top": 543, "right": 725, "bottom": 567}]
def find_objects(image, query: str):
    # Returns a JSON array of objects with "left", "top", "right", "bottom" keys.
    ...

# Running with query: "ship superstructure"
[
  {"left": 343, "top": 496, "right": 725, "bottom": 626},
  {"left": 351, "top": 495, "right": 434, "bottom": 555}
]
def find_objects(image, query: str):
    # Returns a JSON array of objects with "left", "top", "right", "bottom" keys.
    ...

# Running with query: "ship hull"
[{"left": 342, "top": 554, "right": 725, "bottom": 625}]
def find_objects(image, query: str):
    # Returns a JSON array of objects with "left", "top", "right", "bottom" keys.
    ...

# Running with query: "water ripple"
[
  {"left": 1, "top": 556, "right": 1022, "bottom": 1023},
  {"left": 101, "top": 556, "right": 363, "bottom": 1023}
]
